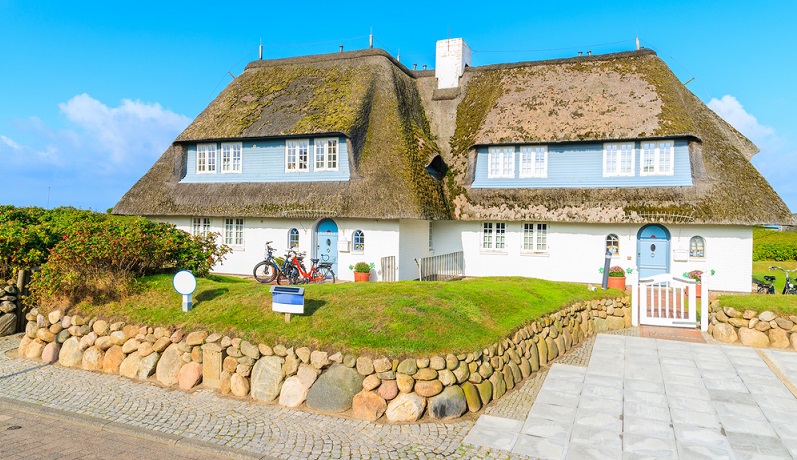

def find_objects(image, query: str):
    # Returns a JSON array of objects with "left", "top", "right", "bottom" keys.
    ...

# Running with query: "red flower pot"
[
  {"left": 607, "top": 276, "right": 626, "bottom": 290},
  {"left": 354, "top": 271, "right": 370, "bottom": 282}
]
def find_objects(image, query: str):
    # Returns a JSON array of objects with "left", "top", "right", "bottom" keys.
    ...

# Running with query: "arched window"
[
  {"left": 288, "top": 228, "right": 299, "bottom": 249},
  {"left": 606, "top": 234, "right": 619, "bottom": 255},
  {"left": 352, "top": 230, "right": 365, "bottom": 253},
  {"left": 690, "top": 236, "right": 705, "bottom": 259}
]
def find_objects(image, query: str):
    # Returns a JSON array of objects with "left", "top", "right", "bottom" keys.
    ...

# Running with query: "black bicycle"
[
  {"left": 756, "top": 275, "right": 776, "bottom": 294},
  {"left": 770, "top": 266, "right": 797, "bottom": 295},
  {"left": 253, "top": 242, "right": 295, "bottom": 284}
]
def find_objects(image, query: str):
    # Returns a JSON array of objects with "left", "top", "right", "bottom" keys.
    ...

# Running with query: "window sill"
[
  {"left": 521, "top": 251, "right": 549, "bottom": 257},
  {"left": 689, "top": 258, "right": 706, "bottom": 263},
  {"left": 480, "top": 249, "right": 508, "bottom": 255}
]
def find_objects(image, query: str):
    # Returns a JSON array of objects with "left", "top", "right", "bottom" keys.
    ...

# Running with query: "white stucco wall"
[
  {"left": 432, "top": 221, "right": 752, "bottom": 293},
  {"left": 154, "top": 216, "right": 752, "bottom": 292}
]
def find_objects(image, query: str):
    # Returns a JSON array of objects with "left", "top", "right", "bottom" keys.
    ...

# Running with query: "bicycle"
[
  {"left": 770, "top": 266, "right": 797, "bottom": 294},
  {"left": 756, "top": 275, "right": 776, "bottom": 294},
  {"left": 252, "top": 242, "right": 294, "bottom": 284},
  {"left": 279, "top": 250, "right": 336, "bottom": 284}
]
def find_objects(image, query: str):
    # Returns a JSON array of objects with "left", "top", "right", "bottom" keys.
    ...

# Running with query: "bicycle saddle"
[
  {"left": 311, "top": 258, "right": 319, "bottom": 264},
  {"left": 764, "top": 275, "right": 776, "bottom": 282}
]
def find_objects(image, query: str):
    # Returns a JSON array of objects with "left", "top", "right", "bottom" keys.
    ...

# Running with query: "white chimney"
[{"left": 435, "top": 38, "right": 471, "bottom": 89}]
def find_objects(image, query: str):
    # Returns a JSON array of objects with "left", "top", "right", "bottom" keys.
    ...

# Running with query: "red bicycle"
[{"left": 277, "top": 250, "right": 336, "bottom": 285}]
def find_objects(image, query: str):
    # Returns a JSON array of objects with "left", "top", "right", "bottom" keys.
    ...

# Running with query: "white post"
[
  {"left": 630, "top": 266, "right": 639, "bottom": 326},
  {"left": 700, "top": 270, "right": 710, "bottom": 331}
]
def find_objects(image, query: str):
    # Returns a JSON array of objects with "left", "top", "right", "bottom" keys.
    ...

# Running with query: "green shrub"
[
  {"left": 353, "top": 262, "right": 372, "bottom": 273},
  {"left": 28, "top": 217, "right": 229, "bottom": 305},
  {"left": 753, "top": 227, "right": 797, "bottom": 261}
]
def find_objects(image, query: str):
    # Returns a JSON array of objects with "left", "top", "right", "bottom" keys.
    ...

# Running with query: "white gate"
[{"left": 631, "top": 272, "right": 709, "bottom": 330}]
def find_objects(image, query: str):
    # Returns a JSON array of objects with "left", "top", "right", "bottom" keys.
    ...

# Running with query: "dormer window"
[
  {"left": 641, "top": 140, "right": 674, "bottom": 176},
  {"left": 314, "top": 138, "right": 339, "bottom": 171},
  {"left": 221, "top": 142, "right": 242, "bottom": 173},
  {"left": 488, "top": 147, "right": 515, "bottom": 178},
  {"left": 286, "top": 140, "right": 309, "bottom": 172},
  {"left": 520, "top": 146, "right": 547, "bottom": 178},
  {"left": 197, "top": 143, "right": 217, "bottom": 174},
  {"left": 603, "top": 142, "right": 634, "bottom": 177}
]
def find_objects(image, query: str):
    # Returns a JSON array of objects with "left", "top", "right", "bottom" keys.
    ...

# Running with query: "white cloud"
[
  {"left": 0, "top": 94, "right": 191, "bottom": 209},
  {"left": 708, "top": 95, "right": 775, "bottom": 144},
  {"left": 58, "top": 94, "right": 191, "bottom": 165}
]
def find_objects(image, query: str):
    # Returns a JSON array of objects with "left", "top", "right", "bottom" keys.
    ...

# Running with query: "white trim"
[
  {"left": 519, "top": 145, "right": 548, "bottom": 178},
  {"left": 196, "top": 143, "right": 217, "bottom": 174},
  {"left": 487, "top": 147, "right": 515, "bottom": 178},
  {"left": 314, "top": 138, "right": 339, "bottom": 172},
  {"left": 220, "top": 142, "right": 243, "bottom": 174},
  {"left": 285, "top": 139, "right": 310, "bottom": 172},
  {"left": 640, "top": 140, "right": 675, "bottom": 176},
  {"left": 481, "top": 222, "right": 507, "bottom": 252},
  {"left": 603, "top": 142, "right": 635, "bottom": 177}
]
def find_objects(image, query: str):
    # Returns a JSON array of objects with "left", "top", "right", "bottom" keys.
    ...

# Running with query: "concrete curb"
[{"left": 0, "top": 396, "right": 274, "bottom": 460}]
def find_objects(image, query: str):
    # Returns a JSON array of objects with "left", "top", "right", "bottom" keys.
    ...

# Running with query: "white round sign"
[{"left": 173, "top": 270, "right": 197, "bottom": 295}]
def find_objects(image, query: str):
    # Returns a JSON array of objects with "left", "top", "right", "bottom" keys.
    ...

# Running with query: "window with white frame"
[
  {"left": 603, "top": 142, "right": 634, "bottom": 177},
  {"left": 314, "top": 138, "right": 339, "bottom": 171},
  {"left": 191, "top": 217, "right": 211, "bottom": 236},
  {"left": 523, "top": 223, "right": 548, "bottom": 252},
  {"left": 224, "top": 218, "right": 244, "bottom": 246},
  {"left": 482, "top": 222, "right": 506, "bottom": 250},
  {"left": 288, "top": 228, "right": 299, "bottom": 249},
  {"left": 352, "top": 230, "right": 365, "bottom": 253},
  {"left": 221, "top": 142, "right": 242, "bottom": 173},
  {"left": 488, "top": 147, "right": 515, "bottom": 178},
  {"left": 606, "top": 234, "right": 619, "bottom": 255},
  {"left": 197, "top": 144, "right": 217, "bottom": 174},
  {"left": 689, "top": 236, "right": 705, "bottom": 259},
  {"left": 640, "top": 140, "right": 674, "bottom": 176},
  {"left": 520, "top": 146, "right": 547, "bottom": 178},
  {"left": 285, "top": 140, "right": 309, "bottom": 172}
]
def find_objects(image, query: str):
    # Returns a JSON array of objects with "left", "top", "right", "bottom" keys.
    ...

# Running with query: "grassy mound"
[{"left": 73, "top": 275, "right": 617, "bottom": 356}]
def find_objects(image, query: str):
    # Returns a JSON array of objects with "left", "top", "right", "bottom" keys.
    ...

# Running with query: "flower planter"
[
  {"left": 354, "top": 272, "right": 371, "bottom": 282},
  {"left": 607, "top": 276, "right": 626, "bottom": 290}
]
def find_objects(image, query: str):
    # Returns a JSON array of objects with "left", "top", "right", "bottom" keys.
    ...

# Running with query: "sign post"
[{"left": 173, "top": 271, "right": 197, "bottom": 312}]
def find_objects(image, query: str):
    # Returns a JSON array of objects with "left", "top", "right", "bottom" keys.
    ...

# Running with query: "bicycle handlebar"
[{"left": 770, "top": 266, "right": 797, "bottom": 274}]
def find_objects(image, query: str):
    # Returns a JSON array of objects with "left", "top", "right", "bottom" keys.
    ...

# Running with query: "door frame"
[{"left": 313, "top": 218, "right": 339, "bottom": 274}]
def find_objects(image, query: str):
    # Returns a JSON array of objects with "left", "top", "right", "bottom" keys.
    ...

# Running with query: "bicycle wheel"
[
  {"left": 757, "top": 285, "right": 770, "bottom": 295},
  {"left": 317, "top": 267, "right": 336, "bottom": 284},
  {"left": 278, "top": 265, "right": 300, "bottom": 285},
  {"left": 253, "top": 261, "right": 277, "bottom": 283}
]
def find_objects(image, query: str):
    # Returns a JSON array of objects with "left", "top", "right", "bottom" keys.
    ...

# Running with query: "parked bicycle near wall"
[
  {"left": 253, "top": 242, "right": 294, "bottom": 283},
  {"left": 756, "top": 275, "right": 776, "bottom": 294},
  {"left": 770, "top": 266, "right": 797, "bottom": 294},
  {"left": 278, "top": 250, "right": 336, "bottom": 285}
]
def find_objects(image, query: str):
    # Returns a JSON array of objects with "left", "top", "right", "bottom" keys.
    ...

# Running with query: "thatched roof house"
[{"left": 115, "top": 46, "right": 791, "bottom": 226}]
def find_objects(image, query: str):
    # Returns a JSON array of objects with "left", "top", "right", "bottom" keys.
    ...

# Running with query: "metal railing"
[
  {"left": 380, "top": 256, "right": 397, "bottom": 282},
  {"left": 415, "top": 251, "right": 464, "bottom": 281}
]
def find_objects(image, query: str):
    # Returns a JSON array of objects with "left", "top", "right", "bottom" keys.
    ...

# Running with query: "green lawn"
[
  {"left": 72, "top": 275, "right": 619, "bottom": 356},
  {"left": 716, "top": 260, "right": 797, "bottom": 316}
]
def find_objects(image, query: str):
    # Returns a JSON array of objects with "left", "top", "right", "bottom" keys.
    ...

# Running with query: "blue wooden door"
[
  {"left": 637, "top": 224, "right": 670, "bottom": 279},
  {"left": 316, "top": 219, "right": 338, "bottom": 275}
]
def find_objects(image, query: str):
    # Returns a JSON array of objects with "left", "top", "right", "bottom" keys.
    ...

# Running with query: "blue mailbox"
[{"left": 270, "top": 286, "right": 305, "bottom": 315}]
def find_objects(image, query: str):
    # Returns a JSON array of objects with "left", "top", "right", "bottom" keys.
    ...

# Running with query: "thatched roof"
[
  {"left": 115, "top": 48, "right": 791, "bottom": 225},
  {"left": 429, "top": 50, "right": 791, "bottom": 225},
  {"left": 115, "top": 50, "right": 447, "bottom": 220}
]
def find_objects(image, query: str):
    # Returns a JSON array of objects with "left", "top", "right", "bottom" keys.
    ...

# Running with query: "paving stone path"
[{"left": 466, "top": 334, "right": 797, "bottom": 459}]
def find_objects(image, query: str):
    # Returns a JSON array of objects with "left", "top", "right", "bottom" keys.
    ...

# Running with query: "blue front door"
[
  {"left": 316, "top": 219, "right": 339, "bottom": 275},
  {"left": 637, "top": 224, "right": 670, "bottom": 279}
]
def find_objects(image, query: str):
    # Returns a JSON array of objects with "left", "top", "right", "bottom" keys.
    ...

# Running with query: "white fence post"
[
  {"left": 631, "top": 266, "right": 639, "bottom": 326},
  {"left": 700, "top": 270, "right": 710, "bottom": 331}
]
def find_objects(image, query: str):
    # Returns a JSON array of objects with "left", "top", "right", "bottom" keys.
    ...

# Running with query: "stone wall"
[
  {"left": 0, "top": 280, "right": 19, "bottom": 336},
  {"left": 17, "top": 296, "right": 630, "bottom": 422},
  {"left": 708, "top": 302, "right": 797, "bottom": 350}
]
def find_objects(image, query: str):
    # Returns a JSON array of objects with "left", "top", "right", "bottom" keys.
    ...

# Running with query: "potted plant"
[
  {"left": 352, "top": 262, "right": 373, "bottom": 282},
  {"left": 685, "top": 270, "right": 702, "bottom": 298},
  {"left": 607, "top": 266, "right": 627, "bottom": 290}
]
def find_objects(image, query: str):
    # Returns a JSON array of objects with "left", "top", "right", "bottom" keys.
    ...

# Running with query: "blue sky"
[{"left": 2, "top": 0, "right": 795, "bottom": 214}]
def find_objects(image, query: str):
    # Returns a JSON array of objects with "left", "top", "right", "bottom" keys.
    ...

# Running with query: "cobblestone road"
[{"left": 0, "top": 334, "right": 531, "bottom": 459}]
